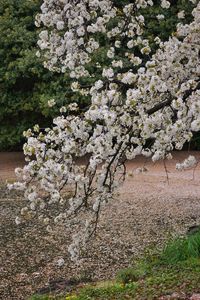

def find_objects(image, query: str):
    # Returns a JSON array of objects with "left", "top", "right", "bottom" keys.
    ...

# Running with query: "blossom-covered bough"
[{"left": 9, "top": 0, "right": 200, "bottom": 260}]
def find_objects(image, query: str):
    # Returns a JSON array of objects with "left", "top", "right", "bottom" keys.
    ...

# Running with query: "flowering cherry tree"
[{"left": 9, "top": 0, "right": 200, "bottom": 259}]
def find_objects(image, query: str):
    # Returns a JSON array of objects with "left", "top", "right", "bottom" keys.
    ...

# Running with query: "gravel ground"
[{"left": 1, "top": 151, "right": 200, "bottom": 299}]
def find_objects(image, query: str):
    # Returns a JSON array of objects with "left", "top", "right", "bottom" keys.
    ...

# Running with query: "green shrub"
[{"left": 116, "top": 266, "right": 146, "bottom": 284}]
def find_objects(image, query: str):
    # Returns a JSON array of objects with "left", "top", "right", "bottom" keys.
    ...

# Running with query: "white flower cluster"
[
  {"left": 10, "top": 0, "right": 200, "bottom": 260},
  {"left": 176, "top": 155, "right": 197, "bottom": 170}
]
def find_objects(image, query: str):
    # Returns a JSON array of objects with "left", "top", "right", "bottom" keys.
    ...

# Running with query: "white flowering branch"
[{"left": 9, "top": 0, "right": 200, "bottom": 260}]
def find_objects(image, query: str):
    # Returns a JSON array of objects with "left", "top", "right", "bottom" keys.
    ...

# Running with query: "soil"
[{"left": 1, "top": 151, "right": 200, "bottom": 300}]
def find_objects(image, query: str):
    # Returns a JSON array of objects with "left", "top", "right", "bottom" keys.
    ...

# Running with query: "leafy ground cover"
[{"left": 30, "top": 231, "right": 200, "bottom": 300}]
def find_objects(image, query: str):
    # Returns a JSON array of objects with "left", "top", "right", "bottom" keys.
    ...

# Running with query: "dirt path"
[
  {"left": 0, "top": 152, "right": 25, "bottom": 182},
  {"left": 1, "top": 151, "right": 200, "bottom": 299}
]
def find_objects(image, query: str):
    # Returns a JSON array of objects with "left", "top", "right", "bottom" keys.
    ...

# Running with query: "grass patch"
[
  {"left": 75, "top": 282, "right": 137, "bottom": 300},
  {"left": 72, "top": 258, "right": 200, "bottom": 299},
  {"left": 159, "top": 230, "right": 200, "bottom": 264}
]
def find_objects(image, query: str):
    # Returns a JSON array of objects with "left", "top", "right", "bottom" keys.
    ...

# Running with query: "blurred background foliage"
[
  {"left": 0, "top": 0, "right": 199, "bottom": 150},
  {"left": 0, "top": 0, "right": 74, "bottom": 150}
]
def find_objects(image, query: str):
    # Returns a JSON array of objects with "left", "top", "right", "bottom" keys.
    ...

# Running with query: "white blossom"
[
  {"left": 176, "top": 156, "right": 197, "bottom": 170},
  {"left": 177, "top": 10, "right": 185, "bottom": 19},
  {"left": 56, "top": 258, "right": 65, "bottom": 267},
  {"left": 48, "top": 99, "right": 56, "bottom": 107}
]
